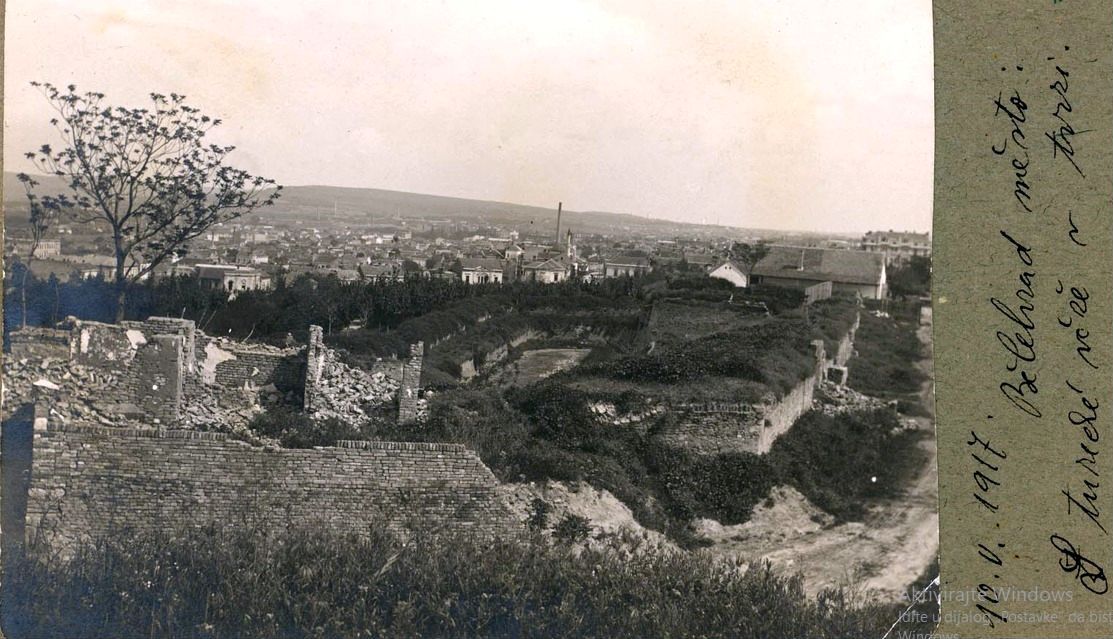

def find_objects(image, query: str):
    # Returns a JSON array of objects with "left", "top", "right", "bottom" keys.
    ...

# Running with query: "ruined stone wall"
[
  {"left": 449, "top": 328, "right": 544, "bottom": 382},
  {"left": 303, "top": 326, "right": 326, "bottom": 412},
  {"left": 478, "top": 330, "right": 543, "bottom": 375},
  {"left": 71, "top": 320, "right": 145, "bottom": 366},
  {"left": 7, "top": 327, "right": 72, "bottom": 359},
  {"left": 212, "top": 349, "right": 305, "bottom": 391},
  {"left": 8, "top": 422, "right": 515, "bottom": 554},
  {"left": 654, "top": 406, "right": 765, "bottom": 456},
  {"left": 397, "top": 342, "right": 425, "bottom": 424},
  {"left": 7, "top": 319, "right": 421, "bottom": 429},
  {"left": 657, "top": 315, "right": 860, "bottom": 456},
  {"left": 125, "top": 317, "right": 197, "bottom": 372},
  {"left": 657, "top": 366, "right": 824, "bottom": 456},
  {"left": 128, "top": 335, "right": 184, "bottom": 426},
  {"left": 756, "top": 371, "right": 821, "bottom": 452},
  {"left": 832, "top": 313, "right": 860, "bottom": 367}
]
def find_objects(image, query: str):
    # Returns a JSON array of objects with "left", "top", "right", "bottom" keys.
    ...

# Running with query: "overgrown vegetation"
[
  {"left": 847, "top": 304, "right": 928, "bottom": 413},
  {"left": 369, "top": 381, "right": 928, "bottom": 542},
  {"left": 767, "top": 409, "right": 929, "bottom": 520},
  {"left": 0, "top": 523, "right": 926, "bottom": 639},
  {"left": 648, "top": 408, "right": 928, "bottom": 525},
  {"left": 887, "top": 256, "right": 931, "bottom": 300}
]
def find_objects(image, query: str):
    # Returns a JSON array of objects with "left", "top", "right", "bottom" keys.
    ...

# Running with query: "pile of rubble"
[
  {"left": 411, "top": 394, "right": 431, "bottom": 423},
  {"left": 813, "top": 381, "right": 889, "bottom": 415},
  {"left": 813, "top": 381, "right": 922, "bottom": 431},
  {"left": 4, "top": 356, "right": 150, "bottom": 427},
  {"left": 180, "top": 383, "right": 271, "bottom": 433},
  {"left": 589, "top": 401, "right": 666, "bottom": 426},
  {"left": 307, "top": 348, "right": 401, "bottom": 424}
]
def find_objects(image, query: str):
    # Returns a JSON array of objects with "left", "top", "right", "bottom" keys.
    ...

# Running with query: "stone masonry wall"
[
  {"left": 657, "top": 313, "right": 860, "bottom": 456},
  {"left": 8, "top": 421, "right": 515, "bottom": 554},
  {"left": 212, "top": 348, "right": 305, "bottom": 392},
  {"left": 128, "top": 335, "right": 184, "bottom": 426},
  {"left": 7, "top": 327, "right": 72, "bottom": 360},
  {"left": 397, "top": 342, "right": 425, "bottom": 424},
  {"left": 833, "top": 313, "right": 860, "bottom": 367},
  {"left": 658, "top": 362, "right": 824, "bottom": 457},
  {"left": 303, "top": 326, "right": 326, "bottom": 412},
  {"left": 452, "top": 328, "right": 544, "bottom": 382}
]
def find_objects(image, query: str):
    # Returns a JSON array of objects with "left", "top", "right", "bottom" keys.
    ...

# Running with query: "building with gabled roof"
[
  {"left": 708, "top": 260, "right": 748, "bottom": 288},
  {"left": 752, "top": 246, "right": 887, "bottom": 299},
  {"left": 521, "top": 258, "right": 569, "bottom": 284}
]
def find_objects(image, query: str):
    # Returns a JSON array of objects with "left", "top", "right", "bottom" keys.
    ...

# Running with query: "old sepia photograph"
[{"left": 0, "top": 2, "right": 936, "bottom": 637}]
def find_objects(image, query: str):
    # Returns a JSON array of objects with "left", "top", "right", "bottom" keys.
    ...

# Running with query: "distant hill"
[
  {"left": 268, "top": 184, "right": 738, "bottom": 238},
  {"left": 3, "top": 172, "right": 789, "bottom": 241},
  {"left": 3, "top": 172, "right": 70, "bottom": 200}
]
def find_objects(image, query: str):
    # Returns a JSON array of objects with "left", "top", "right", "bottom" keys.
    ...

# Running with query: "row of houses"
[{"left": 458, "top": 255, "right": 653, "bottom": 285}]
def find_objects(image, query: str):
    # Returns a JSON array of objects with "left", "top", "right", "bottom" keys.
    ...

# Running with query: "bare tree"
[
  {"left": 20, "top": 82, "right": 282, "bottom": 321},
  {"left": 15, "top": 174, "right": 58, "bottom": 327}
]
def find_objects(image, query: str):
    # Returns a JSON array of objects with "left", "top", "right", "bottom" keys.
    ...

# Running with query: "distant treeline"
[{"left": 3, "top": 268, "right": 649, "bottom": 344}]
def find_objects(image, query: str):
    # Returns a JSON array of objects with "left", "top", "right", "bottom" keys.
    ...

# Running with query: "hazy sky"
[{"left": 5, "top": 0, "right": 933, "bottom": 233}]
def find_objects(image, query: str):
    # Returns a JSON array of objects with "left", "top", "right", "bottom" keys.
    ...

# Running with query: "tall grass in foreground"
[{"left": 1, "top": 523, "right": 931, "bottom": 639}]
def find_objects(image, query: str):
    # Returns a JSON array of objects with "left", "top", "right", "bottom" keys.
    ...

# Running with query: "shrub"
[
  {"left": 768, "top": 409, "right": 928, "bottom": 521},
  {"left": 526, "top": 498, "right": 552, "bottom": 532},
  {"left": 552, "top": 514, "right": 592, "bottom": 543}
]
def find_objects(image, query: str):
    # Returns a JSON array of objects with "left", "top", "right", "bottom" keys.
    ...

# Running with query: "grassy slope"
[{"left": 2, "top": 524, "right": 921, "bottom": 639}]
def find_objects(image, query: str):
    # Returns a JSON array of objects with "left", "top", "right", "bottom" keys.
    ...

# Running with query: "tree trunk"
[
  {"left": 20, "top": 263, "right": 30, "bottom": 329},
  {"left": 115, "top": 284, "right": 128, "bottom": 323},
  {"left": 114, "top": 237, "right": 128, "bottom": 323},
  {"left": 52, "top": 280, "right": 60, "bottom": 325}
]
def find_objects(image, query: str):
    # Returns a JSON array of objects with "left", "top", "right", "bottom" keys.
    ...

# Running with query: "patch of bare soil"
[
  {"left": 500, "top": 481, "right": 679, "bottom": 555},
  {"left": 697, "top": 313, "right": 938, "bottom": 602},
  {"left": 496, "top": 348, "right": 591, "bottom": 388}
]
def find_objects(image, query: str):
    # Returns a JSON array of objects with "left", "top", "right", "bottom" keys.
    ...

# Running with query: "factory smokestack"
[{"left": 555, "top": 202, "right": 563, "bottom": 246}]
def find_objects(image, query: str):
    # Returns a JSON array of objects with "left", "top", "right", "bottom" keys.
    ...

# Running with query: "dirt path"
[{"left": 701, "top": 311, "right": 938, "bottom": 601}]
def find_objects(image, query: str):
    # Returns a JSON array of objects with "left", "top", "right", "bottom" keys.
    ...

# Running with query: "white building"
[
  {"left": 196, "top": 264, "right": 271, "bottom": 295},
  {"left": 460, "top": 258, "right": 506, "bottom": 285},
  {"left": 708, "top": 260, "right": 749, "bottom": 288}
]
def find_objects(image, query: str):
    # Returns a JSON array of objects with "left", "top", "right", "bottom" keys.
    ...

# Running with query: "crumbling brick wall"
[
  {"left": 303, "top": 325, "right": 326, "bottom": 411},
  {"left": 657, "top": 318, "right": 859, "bottom": 456},
  {"left": 8, "top": 319, "right": 416, "bottom": 429},
  {"left": 6, "top": 421, "right": 515, "bottom": 554},
  {"left": 71, "top": 320, "right": 145, "bottom": 365},
  {"left": 656, "top": 405, "right": 765, "bottom": 455},
  {"left": 7, "top": 327, "right": 72, "bottom": 360},
  {"left": 398, "top": 342, "right": 424, "bottom": 424},
  {"left": 212, "top": 349, "right": 305, "bottom": 391},
  {"left": 128, "top": 335, "right": 184, "bottom": 426},
  {"left": 125, "top": 317, "right": 197, "bottom": 372}
]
